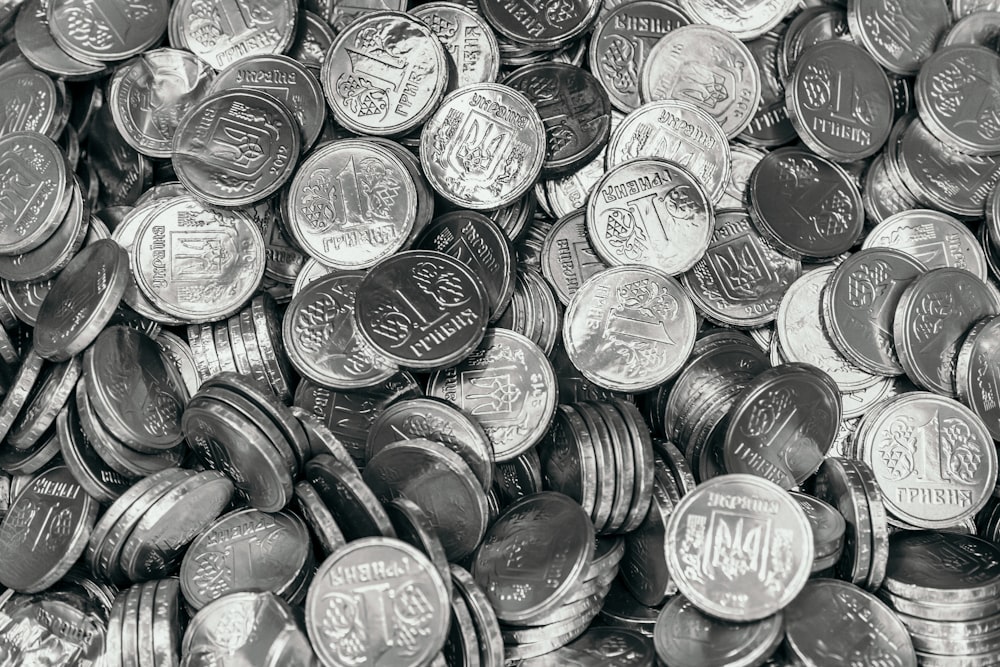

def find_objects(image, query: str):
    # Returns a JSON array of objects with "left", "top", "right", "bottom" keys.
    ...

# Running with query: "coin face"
[
  {"left": 786, "top": 40, "right": 894, "bottom": 161},
  {"left": 847, "top": 0, "right": 950, "bottom": 76},
  {"left": 665, "top": 474, "right": 813, "bottom": 621},
  {"left": 863, "top": 209, "right": 987, "bottom": 280},
  {"left": 857, "top": 392, "right": 997, "bottom": 529},
  {"left": 420, "top": 83, "right": 546, "bottom": 210},
  {"left": 171, "top": 90, "right": 299, "bottom": 206},
  {"left": 680, "top": 0, "right": 795, "bottom": 41},
  {"left": 588, "top": 158, "right": 714, "bottom": 274},
  {"left": 894, "top": 268, "right": 1000, "bottom": 396},
  {"left": 748, "top": 148, "right": 864, "bottom": 260},
  {"left": 0, "top": 132, "right": 71, "bottom": 255},
  {"left": 354, "top": 250, "right": 489, "bottom": 370},
  {"left": 563, "top": 265, "right": 697, "bottom": 393},
  {"left": 306, "top": 537, "right": 450, "bottom": 667},
  {"left": 957, "top": 315, "right": 1000, "bottom": 440},
  {"left": 540, "top": 210, "right": 607, "bottom": 306},
  {"left": 108, "top": 49, "right": 216, "bottom": 158},
  {"left": 588, "top": 0, "right": 690, "bottom": 113},
  {"left": 411, "top": 3, "right": 500, "bottom": 89},
  {"left": 738, "top": 33, "right": 797, "bottom": 148},
  {"left": 683, "top": 210, "right": 801, "bottom": 328},
  {"left": 322, "top": 11, "right": 449, "bottom": 137},
  {"left": 606, "top": 101, "right": 731, "bottom": 204},
  {"left": 170, "top": 0, "right": 298, "bottom": 71},
  {"left": 0, "top": 61, "right": 59, "bottom": 138},
  {"left": 480, "top": 0, "right": 601, "bottom": 49},
  {"left": 47, "top": 0, "right": 169, "bottom": 62},
  {"left": 283, "top": 271, "right": 396, "bottom": 389},
  {"left": 640, "top": 24, "right": 761, "bottom": 138},
  {"left": 785, "top": 579, "right": 917, "bottom": 667}
]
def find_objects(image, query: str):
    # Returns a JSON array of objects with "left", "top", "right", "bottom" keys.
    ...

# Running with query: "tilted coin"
[
  {"left": 169, "top": 0, "right": 298, "bottom": 71},
  {"left": 956, "top": 315, "right": 1000, "bottom": 440},
  {"left": 386, "top": 497, "right": 452, "bottom": 600},
  {"left": 420, "top": 83, "right": 546, "bottom": 210},
  {"left": 863, "top": 154, "right": 920, "bottom": 225},
  {"left": 563, "top": 265, "right": 698, "bottom": 393},
  {"left": 665, "top": 474, "right": 813, "bottom": 621},
  {"left": 171, "top": 89, "right": 299, "bottom": 207},
  {"left": 605, "top": 101, "right": 730, "bottom": 204},
  {"left": 6, "top": 355, "right": 80, "bottom": 451},
  {"left": 790, "top": 491, "right": 847, "bottom": 559},
  {"left": 784, "top": 579, "right": 917, "bottom": 667},
  {"left": 304, "top": 453, "right": 396, "bottom": 541},
  {"left": 2, "top": 586, "right": 108, "bottom": 665},
  {"left": 539, "top": 404, "right": 599, "bottom": 521},
  {"left": 739, "top": 32, "right": 797, "bottom": 149},
  {"left": 683, "top": 210, "right": 801, "bottom": 328},
  {"left": 411, "top": 2, "right": 501, "bottom": 89},
  {"left": 0, "top": 60, "right": 62, "bottom": 138},
  {"left": 14, "top": 0, "right": 108, "bottom": 79},
  {"left": 846, "top": 457, "right": 891, "bottom": 591},
  {"left": 480, "top": 0, "right": 600, "bottom": 49},
  {"left": 587, "top": 157, "right": 714, "bottom": 274},
  {"left": 885, "top": 530, "right": 1000, "bottom": 604},
  {"left": 47, "top": 0, "right": 168, "bottom": 62},
  {"left": 893, "top": 268, "right": 1000, "bottom": 396},
  {"left": 540, "top": 210, "right": 607, "bottom": 307},
  {"left": 847, "top": 0, "right": 950, "bottom": 76},
  {"left": 943, "top": 10, "right": 1000, "bottom": 48},
  {"left": 0, "top": 426, "right": 60, "bottom": 474},
  {"left": 0, "top": 132, "right": 72, "bottom": 255},
  {"left": 288, "top": 10, "right": 335, "bottom": 74},
  {"left": 294, "top": 480, "right": 347, "bottom": 557},
  {"left": 680, "top": 0, "right": 794, "bottom": 41},
  {"left": 779, "top": 6, "right": 850, "bottom": 82},
  {"left": 786, "top": 40, "right": 894, "bottom": 161},
  {"left": 620, "top": 461, "right": 673, "bottom": 607},
  {"left": 305, "top": 537, "right": 450, "bottom": 667},
  {"left": 0, "top": 466, "right": 98, "bottom": 593},
  {"left": 811, "top": 457, "right": 876, "bottom": 584},
  {"left": 863, "top": 209, "right": 987, "bottom": 280}
]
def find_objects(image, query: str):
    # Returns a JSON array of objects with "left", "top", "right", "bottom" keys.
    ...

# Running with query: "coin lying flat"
[
  {"left": 411, "top": 3, "right": 500, "bottom": 90},
  {"left": 480, "top": 0, "right": 601, "bottom": 50},
  {"left": 863, "top": 209, "right": 986, "bottom": 280},
  {"left": 169, "top": 0, "right": 298, "bottom": 71}
]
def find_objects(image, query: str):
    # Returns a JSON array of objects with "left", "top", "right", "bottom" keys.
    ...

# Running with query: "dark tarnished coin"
[
  {"left": 683, "top": 210, "right": 801, "bottom": 328},
  {"left": 34, "top": 238, "right": 128, "bottom": 361},
  {"left": 131, "top": 195, "right": 266, "bottom": 323},
  {"left": 57, "top": 402, "right": 133, "bottom": 504},
  {"left": 790, "top": 491, "right": 847, "bottom": 559},
  {"left": 355, "top": 250, "right": 489, "bottom": 370},
  {"left": 641, "top": 24, "right": 761, "bottom": 138},
  {"left": 620, "top": 461, "right": 673, "bottom": 606},
  {"left": 855, "top": 392, "right": 997, "bottom": 529},
  {"left": 723, "top": 363, "right": 841, "bottom": 488},
  {"left": 538, "top": 404, "right": 599, "bottom": 522},
  {"left": 606, "top": 101, "right": 730, "bottom": 204},
  {"left": 822, "top": 248, "right": 926, "bottom": 376},
  {"left": 306, "top": 537, "right": 449, "bottom": 667},
  {"left": 322, "top": 11, "right": 449, "bottom": 138},
  {"left": 0, "top": 131, "right": 71, "bottom": 255},
  {"left": 171, "top": 89, "right": 299, "bottom": 206},
  {"left": 0, "top": 465, "right": 98, "bottom": 593},
  {"left": 169, "top": 0, "right": 298, "bottom": 71},
  {"left": 588, "top": 158, "right": 714, "bottom": 274},
  {"left": 847, "top": 0, "right": 950, "bottom": 76},
  {"left": 503, "top": 62, "right": 611, "bottom": 176},
  {"left": 784, "top": 579, "right": 917, "bottom": 667},
  {"left": 893, "top": 268, "right": 1000, "bottom": 396},
  {"left": 588, "top": 0, "right": 690, "bottom": 113},
  {"left": 472, "top": 491, "right": 594, "bottom": 623},
  {"left": 47, "top": 0, "right": 168, "bottom": 62},
  {"left": 665, "top": 474, "right": 813, "bottom": 621},
  {"left": 282, "top": 138, "right": 418, "bottom": 271},
  {"left": 305, "top": 453, "right": 396, "bottom": 540},
  {"left": 916, "top": 45, "right": 1000, "bottom": 156},
  {"left": 283, "top": 271, "right": 396, "bottom": 389},
  {"left": 420, "top": 83, "right": 546, "bottom": 210},
  {"left": 83, "top": 325, "right": 185, "bottom": 450},
  {"left": 540, "top": 209, "right": 607, "bottom": 306},
  {"left": 108, "top": 49, "right": 216, "bottom": 158},
  {"left": 363, "top": 438, "right": 490, "bottom": 561},
  {"left": 411, "top": 3, "right": 500, "bottom": 89},
  {"left": 739, "top": 32, "right": 797, "bottom": 148},
  {"left": 786, "top": 40, "right": 894, "bottom": 161},
  {"left": 415, "top": 211, "right": 517, "bottom": 322},
  {"left": 748, "top": 148, "right": 864, "bottom": 261},
  {"left": 563, "top": 265, "right": 697, "bottom": 393},
  {"left": 480, "top": 0, "right": 601, "bottom": 49},
  {"left": 956, "top": 315, "right": 1000, "bottom": 440},
  {"left": 367, "top": 396, "right": 494, "bottom": 490},
  {"left": 179, "top": 508, "right": 311, "bottom": 610},
  {"left": 209, "top": 54, "right": 325, "bottom": 151},
  {"left": 863, "top": 209, "right": 986, "bottom": 280},
  {"left": 386, "top": 497, "right": 451, "bottom": 599},
  {"left": 653, "top": 594, "right": 783, "bottom": 667},
  {"left": 294, "top": 479, "right": 346, "bottom": 557}
]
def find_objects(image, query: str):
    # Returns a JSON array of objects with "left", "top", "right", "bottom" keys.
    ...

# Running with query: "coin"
[
  {"left": 863, "top": 154, "right": 920, "bottom": 225},
  {"left": 539, "top": 210, "right": 607, "bottom": 307},
  {"left": 683, "top": 210, "right": 801, "bottom": 328},
  {"left": 894, "top": 268, "right": 1000, "bottom": 396},
  {"left": 563, "top": 265, "right": 697, "bottom": 393},
  {"left": 47, "top": 0, "right": 168, "bottom": 62},
  {"left": 790, "top": 491, "right": 846, "bottom": 559},
  {"left": 480, "top": 0, "right": 600, "bottom": 49},
  {"left": 847, "top": 0, "right": 950, "bottom": 76},
  {"left": 169, "top": 0, "right": 297, "bottom": 71},
  {"left": 748, "top": 148, "right": 864, "bottom": 261},
  {"left": 784, "top": 579, "right": 917, "bottom": 667},
  {"left": 0, "top": 59, "right": 61, "bottom": 138},
  {"left": 420, "top": 83, "right": 546, "bottom": 210},
  {"left": 306, "top": 537, "right": 450, "bottom": 667},
  {"left": 0, "top": 177, "right": 86, "bottom": 283},
  {"left": 171, "top": 90, "right": 299, "bottom": 206},
  {"left": 14, "top": 0, "right": 108, "bottom": 79},
  {"left": 863, "top": 209, "right": 987, "bottom": 280},
  {"left": 538, "top": 404, "right": 599, "bottom": 521},
  {"left": 620, "top": 463, "right": 673, "bottom": 607},
  {"left": 847, "top": 458, "right": 890, "bottom": 591},
  {"left": 293, "top": 480, "right": 346, "bottom": 557},
  {"left": 0, "top": 131, "right": 73, "bottom": 255},
  {"left": 304, "top": 453, "right": 396, "bottom": 540},
  {"left": 666, "top": 474, "right": 813, "bottom": 621},
  {"left": 411, "top": 2, "right": 500, "bottom": 90},
  {"left": 739, "top": 32, "right": 797, "bottom": 149},
  {"left": 956, "top": 315, "right": 1000, "bottom": 440}
]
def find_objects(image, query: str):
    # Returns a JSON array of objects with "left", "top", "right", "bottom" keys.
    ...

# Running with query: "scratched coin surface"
[
  {"left": 322, "top": 11, "right": 449, "bottom": 137},
  {"left": 640, "top": 24, "right": 761, "bottom": 138},
  {"left": 171, "top": 89, "right": 299, "bottom": 206},
  {"left": 503, "top": 62, "right": 611, "bottom": 176},
  {"left": 410, "top": 3, "right": 500, "bottom": 89},
  {"left": 847, "top": 0, "right": 951, "bottom": 76},
  {"left": 426, "top": 327, "right": 557, "bottom": 461},
  {"left": 682, "top": 210, "right": 801, "bottom": 328},
  {"left": 420, "top": 83, "right": 546, "bottom": 210},
  {"left": 108, "top": 48, "right": 216, "bottom": 158},
  {"left": 665, "top": 473, "right": 813, "bottom": 621},
  {"left": 606, "top": 100, "right": 731, "bottom": 204},
  {"left": 856, "top": 392, "right": 997, "bottom": 529},
  {"left": 48, "top": 0, "right": 169, "bottom": 62},
  {"left": 283, "top": 271, "right": 396, "bottom": 389},
  {"left": 587, "top": 158, "right": 714, "bottom": 274},
  {"left": 563, "top": 265, "right": 697, "bottom": 393},
  {"left": 354, "top": 250, "right": 489, "bottom": 370},
  {"left": 893, "top": 268, "right": 1000, "bottom": 396},
  {"left": 786, "top": 40, "right": 894, "bottom": 161},
  {"left": 306, "top": 537, "right": 450, "bottom": 667},
  {"left": 169, "top": 0, "right": 298, "bottom": 71}
]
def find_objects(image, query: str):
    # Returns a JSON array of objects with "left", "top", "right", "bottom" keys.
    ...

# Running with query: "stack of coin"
[
  {"left": 104, "top": 579, "right": 184, "bottom": 667},
  {"left": 880, "top": 531, "right": 1000, "bottom": 664},
  {"left": 790, "top": 491, "right": 847, "bottom": 576}
]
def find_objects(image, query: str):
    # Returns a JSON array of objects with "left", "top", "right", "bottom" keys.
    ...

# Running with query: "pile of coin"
[{"left": 3, "top": 0, "right": 1000, "bottom": 664}]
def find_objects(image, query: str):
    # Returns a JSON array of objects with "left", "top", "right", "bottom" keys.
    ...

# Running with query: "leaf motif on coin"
[
  {"left": 432, "top": 109, "right": 463, "bottom": 159},
  {"left": 337, "top": 75, "right": 390, "bottom": 119},
  {"left": 763, "top": 528, "right": 793, "bottom": 597},
  {"left": 882, "top": 417, "right": 917, "bottom": 481},
  {"left": 392, "top": 583, "right": 436, "bottom": 651},
  {"left": 604, "top": 209, "right": 648, "bottom": 260},
  {"left": 545, "top": 0, "right": 577, "bottom": 26},
  {"left": 297, "top": 295, "right": 349, "bottom": 353},
  {"left": 942, "top": 417, "right": 981, "bottom": 483},
  {"left": 600, "top": 36, "right": 638, "bottom": 94},
  {"left": 5, "top": 501, "right": 35, "bottom": 546},
  {"left": 213, "top": 605, "right": 256, "bottom": 651},
  {"left": 846, "top": 261, "right": 892, "bottom": 309},
  {"left": 356, "top": 157, "right": 401, "bottom": 220},
  {"left": 193, "top": 551, "right": 233, "bottom": 598},
  {"left": 321, "top": 593, "right": 367, "bottom": 661},
  {"left": 810, "top": 190, "right": 852, "bottom": 237},
  {"left": 301, "top": 168, "right": 338, "bottom": 232},
  {"left": 679, "top": 515, "right": 706, "bottom": 584},
  {"left": 912, "top": 291, "right": 954, "bottom": 342}
]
